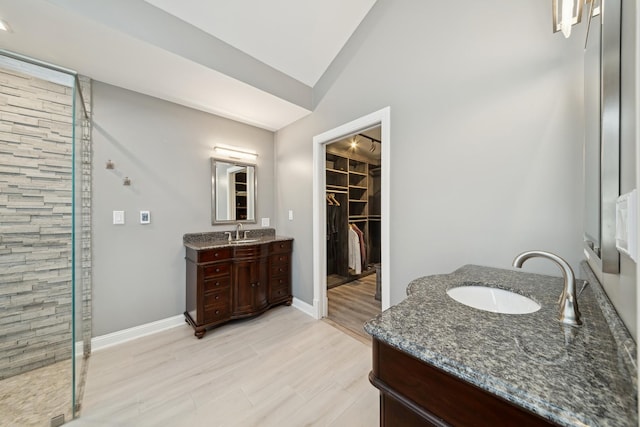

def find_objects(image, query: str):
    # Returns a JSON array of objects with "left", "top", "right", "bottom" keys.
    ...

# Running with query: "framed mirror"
[
  {"left": 211, "top": 158, "right": 256, "bottom": 224},
  {"left": 583, "top": 0, "right": 620, "bottom": 273}
]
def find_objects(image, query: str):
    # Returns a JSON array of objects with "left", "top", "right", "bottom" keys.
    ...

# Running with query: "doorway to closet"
[{"left": 325, "top": 127, "right": 382, "bottom": 341}]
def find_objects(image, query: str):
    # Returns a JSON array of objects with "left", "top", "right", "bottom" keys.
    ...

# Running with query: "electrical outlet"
[{"left": 261, "top": 218, "right": 270, "bottom": 227}]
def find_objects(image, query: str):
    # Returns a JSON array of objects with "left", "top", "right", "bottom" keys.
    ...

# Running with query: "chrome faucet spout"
[
  {"left": 512, "top": 250, "right": 582, "bottom": 327},
  {"left": 235, "top": 223, "right": 243, "bottom": 240}
]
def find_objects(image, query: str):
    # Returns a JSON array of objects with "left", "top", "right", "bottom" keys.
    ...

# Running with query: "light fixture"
[
  {"left": 0, "top": 19, "right": 12, "bottom": 33},
  {"left": 552, "top": 0, "right": 600, "bottom": 39},
  {"left": 350, "top": 136, "right": 359, "bottom": 150},
  {"left": 214, "top": 146, "right": 258, "bottom": 161}
]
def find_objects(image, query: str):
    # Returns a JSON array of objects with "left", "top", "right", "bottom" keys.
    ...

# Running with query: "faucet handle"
[
  {"left": 243, "top": 230, "right": 249, "bottom": 239},
  {"left": 224, "top": 231, "right": 232, "bottom": 242}
]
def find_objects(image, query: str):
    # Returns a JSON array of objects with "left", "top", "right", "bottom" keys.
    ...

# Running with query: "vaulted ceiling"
[{"left": 0, "top": 0, "right": 378, "bottom": 130}]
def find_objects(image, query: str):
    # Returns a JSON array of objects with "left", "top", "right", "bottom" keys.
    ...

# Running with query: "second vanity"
[
  {"left": 183, "top": 229, "right": 293, "bottom": 338},
  {"left": 364, "top": 264, "right": 638, "bottom": 426}
]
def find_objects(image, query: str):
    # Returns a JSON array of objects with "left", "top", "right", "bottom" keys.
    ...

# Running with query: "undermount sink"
[
  {"left": 229, "top": 238, "right": 260, "bottom": 244},
  {"left": 446, "top": 285, "right": 540, "bottom": 314}
]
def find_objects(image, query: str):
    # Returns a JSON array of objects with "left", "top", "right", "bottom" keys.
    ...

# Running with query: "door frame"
[{"left": 312, "top": 107, "right": 391, "bottom": 319}]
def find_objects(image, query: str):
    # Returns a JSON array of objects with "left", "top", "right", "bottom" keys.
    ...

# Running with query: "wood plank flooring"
[
  {"left": 327, "top": 275, "right": 381, "bottom": 342},
  {"left": 68, "top": 306, "right": 378, "bottom": 427}
]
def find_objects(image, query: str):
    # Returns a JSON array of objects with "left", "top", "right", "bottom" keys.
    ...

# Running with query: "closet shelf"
[
  {"left": 327, "top": 168, "right": 348, "bottom": 175},
  {"left": 349, "top": 185, "right": 367, "bottom": 190},
  {"left": 349, "top": 171, "right": 367, "bottom": 177},
  {"left": 327, "top": 184, "right": 348, "bottom": 191}
]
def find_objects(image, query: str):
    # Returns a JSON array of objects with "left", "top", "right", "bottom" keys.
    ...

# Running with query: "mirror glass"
[
  {"left": 583, "top": 8, "right": 601, "bottom": 255},
  {"left": 211, "top": 158, "right": 256, "bottom": 224},
  {"left": 583, "top": 0, "right": 620, "bottom": 274}
]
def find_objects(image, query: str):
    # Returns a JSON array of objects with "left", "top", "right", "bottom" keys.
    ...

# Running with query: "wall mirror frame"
[
  {"left": 584, "top": 0, "right": 620, "bottom": 274},
  {"left": 211, "top": 158, "right": 257, "bottom": 224}
]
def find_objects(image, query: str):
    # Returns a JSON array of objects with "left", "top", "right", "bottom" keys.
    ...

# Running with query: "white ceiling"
[
  {"left": 0, "top": 0, "right": 378, "bottom": 131},
  {"left": 144, "top": 0, "right": 377, "bottom": 87}
]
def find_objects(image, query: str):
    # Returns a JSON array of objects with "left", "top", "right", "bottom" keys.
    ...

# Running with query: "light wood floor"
[
  {"left": 327, "top": 275, "right": 381, "bottom": 342},
  {"left": 68, "top": 306, "right": 378, "bottom": 427}
]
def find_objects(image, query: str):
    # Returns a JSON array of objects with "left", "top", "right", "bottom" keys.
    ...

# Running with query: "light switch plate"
[
  {"left": 113, "top": 210, "right": 125, "bottom": 225},
  {"left": 288, "top": 210, "right": 293, "bottom": 221}
]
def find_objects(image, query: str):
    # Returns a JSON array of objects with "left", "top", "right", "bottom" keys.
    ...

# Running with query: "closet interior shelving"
[{"left": 326, "top": 147, "right": 381, "bottom": 287}]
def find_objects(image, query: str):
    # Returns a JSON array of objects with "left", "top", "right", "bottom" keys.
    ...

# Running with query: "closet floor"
[{"left": 326, "top": 274, "right": 381, "bottom": 343}]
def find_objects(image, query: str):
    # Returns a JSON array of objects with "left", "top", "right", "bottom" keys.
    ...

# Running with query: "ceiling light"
[
  {"left": 214, "top": 146, "right": 258, "bottom": 162},
  {"left": 0, "top": 19, "right": 12, "bottom": 33},
  {"left": 552, "top": 0, "right": 599, "bottom": 39}
]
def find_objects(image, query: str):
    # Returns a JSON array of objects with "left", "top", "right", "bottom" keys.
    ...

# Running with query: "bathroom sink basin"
[
  {"left": 229, "top": 238, "right": 260, "bottom": 244},
  {"left": 446, "top": 285, "right": 540, "bottom": 314}
]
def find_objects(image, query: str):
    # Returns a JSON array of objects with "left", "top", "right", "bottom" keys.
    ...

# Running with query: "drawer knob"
[
  {"left": 215, "top": 310, "right": 220, "bottom": 314},
  {"left": 215, "top": 268, "right": 220, "bottom": 272},
  {"left": 215, "top": 295, "right": 220, "bottom": 300},
  {"left": 214, "top": 253, "right": 219, "bottom": 257}
]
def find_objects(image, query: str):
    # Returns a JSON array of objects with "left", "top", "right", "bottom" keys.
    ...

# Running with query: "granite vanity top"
[
  {"left": 183, "top": 228, "right": 292, "bottom": 250},
  {"left": 364, "top": 263, "right": 637, "bottom": 427}
]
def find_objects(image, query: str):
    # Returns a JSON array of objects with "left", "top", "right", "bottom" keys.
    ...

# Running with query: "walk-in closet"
[{"left": 325, "top": 127, "right": 382, "bottom": 341}]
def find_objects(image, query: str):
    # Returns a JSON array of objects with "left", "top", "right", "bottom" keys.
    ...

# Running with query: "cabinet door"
[{"left": 233, "top": 258, "right": 268, "bottom": 315}]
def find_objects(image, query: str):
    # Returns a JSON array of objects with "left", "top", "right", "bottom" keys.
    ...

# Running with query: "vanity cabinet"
[
  {"left": 185, "top": 239, "right": 293, "bottom": 338},
  {"left": 370, "top": 339, "right": 556, "bottom": 427}
]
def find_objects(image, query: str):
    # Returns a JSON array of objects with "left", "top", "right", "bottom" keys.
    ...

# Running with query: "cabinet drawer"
[
  {"left": 204, "top": 287, "right": 230, "bottom": 309},
  {"left": 203, "top": 263, "right": 231, "bottom": 278},
  {"left": 271, "top": 276, "right": 289, "bottom": 289},
  {"left": 270, "top": 253, "right": 290, "bottom": 265},
  {"left": 233, "top": 244, "right": 266, "bottom": 258},
  {"left": 203, "top": 277, "right": 231, "bottom": 292},
  {"left": 270, "top": 263, "right": 289, "bottom": 277},
  {"left": 198, "top": 247, "right": 232, "bottom": 263},
  {"left": 269, "top": 286, "right": 290, "bottom": 301},
  {"left": 270, "top": 240, "right": 292, "bottom": 254},
  {"left": 203, "top": 305, "right": 230, "bottom": 324}
]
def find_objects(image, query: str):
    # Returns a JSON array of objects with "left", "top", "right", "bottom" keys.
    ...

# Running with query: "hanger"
[
  {"left": 326, "top": 194, "right": 334, "bottom": 205},
  {"left": 329, "top": 193, "right": 340, "bottom": 206}
]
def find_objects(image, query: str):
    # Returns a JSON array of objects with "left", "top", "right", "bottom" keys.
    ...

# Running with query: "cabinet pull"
[
  {"left": 214, "top": 252, "right": 219, "bottom": 257},
  {"left": 215, "top": 295, "right": 220, "bottom": 300},
  {"left": 215, "top": 268, "right": 220, "bottom": 272},
  {"left": 215, "top": 310, "right": 220, "bottom": 314}
]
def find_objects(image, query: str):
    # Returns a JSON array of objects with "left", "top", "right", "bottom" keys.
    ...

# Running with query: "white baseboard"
[
  {"left": 292, "top": 297, "right": 316, "bottom": 318},
  {"left": 91, "top": 314, "right": 185, "bottom": 352}
]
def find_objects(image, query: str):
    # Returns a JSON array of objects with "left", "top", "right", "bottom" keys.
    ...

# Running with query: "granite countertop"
[
  {"left": 183, "top": 228, "right": 292, "bottom": 250},
  {"left": 364, "top": 263, "right": 638, "bottom": 427}
]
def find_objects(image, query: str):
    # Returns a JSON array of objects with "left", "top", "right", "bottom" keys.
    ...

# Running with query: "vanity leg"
[{"left": 195, "top": 329, "right": 206, "bottom": 339}]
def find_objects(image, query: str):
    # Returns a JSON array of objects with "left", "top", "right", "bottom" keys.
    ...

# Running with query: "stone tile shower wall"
[
  {"left": 78, "top": 75, "right": 92, "bottom": 355},
  {"left": 0, "top": 68, "right": 75, "bottom": 379}
]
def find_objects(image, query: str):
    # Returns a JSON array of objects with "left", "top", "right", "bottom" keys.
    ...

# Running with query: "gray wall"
[
  {"left": 276, "top": 1, "right": 586, "bottom": 307},
  {"left": 599, "top": 0, "right": 638, "bottom": 339},
  {"left": 92, "top": 82, "right": 275, "bottom": 336}
]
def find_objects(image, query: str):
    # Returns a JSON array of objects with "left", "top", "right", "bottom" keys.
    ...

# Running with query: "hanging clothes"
[
  {"left": 348, "top": 225, "right": 362, "bottom": 275},
  {"left": 351, "top": 223, "right": 367, "bottom": 270}
]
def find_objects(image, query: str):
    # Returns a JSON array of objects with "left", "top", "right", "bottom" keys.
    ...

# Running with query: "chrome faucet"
[
  {"left": 235, "top": 222, "right": 243, "bottom": 240},
  {"left": 512, "top": 251, "right": 582, "bottom": 327}
]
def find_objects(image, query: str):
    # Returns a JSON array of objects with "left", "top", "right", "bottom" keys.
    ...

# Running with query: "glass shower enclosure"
[{"left": 0, "top": 50, "right": 91, "bottom": 426}]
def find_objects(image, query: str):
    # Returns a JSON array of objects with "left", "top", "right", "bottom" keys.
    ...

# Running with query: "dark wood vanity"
[
  {"left": 370, "top": 339, "right": 555, "bottom": 427},
  {"left": 184, "top": 238, "right": 293, "bottom": 338}
]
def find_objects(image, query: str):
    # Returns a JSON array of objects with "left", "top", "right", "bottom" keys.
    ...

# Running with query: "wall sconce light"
[
  {"left": 553, "top": 0, "right": 600, "bottom": 39},
  {"left": 106, "top": 160, "right": 114, "bottom": 169},
  {"left": 123, "top": 177, "right": 131, "bottom": 186},
  {"left": 214, "top": 146, "right": 258, "bottom": 162}
]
